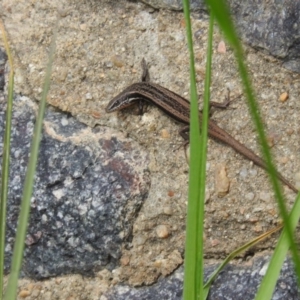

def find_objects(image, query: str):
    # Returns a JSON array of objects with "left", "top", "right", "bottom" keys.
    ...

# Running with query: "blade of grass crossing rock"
[
  {"left": 183, "top": 0, "right": 203, "bottom": 300},
  {"left": 205, "top": 0, "right": 300, "bottom": 288},
  {"left": 255, "top": 193, "right": 300, "bottom": 299},
  {"left": 198, "top": 14, "right": 214, "bottom": 300},
  {"left": 182, "top": 0, "right": 214, "bottom": 298},
  {"left": 182, "top": 0, "right": 202, "bottom": 298},
  {"left": 0, "top": 20, "right": 14, "bottom": 297},
  {"left": 203, "top": 225, "right": 283, "bottom": 298},
  {"left": 4, "top": 20, "right": 59, "bottom": 300}
]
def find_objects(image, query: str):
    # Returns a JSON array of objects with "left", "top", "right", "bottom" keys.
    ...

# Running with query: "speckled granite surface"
[
  {"left": 104, "top": 257, "right": 299, "bottom": 299},
  {"left": 2, "top": 88, "right": 150, "bottom": 279}
]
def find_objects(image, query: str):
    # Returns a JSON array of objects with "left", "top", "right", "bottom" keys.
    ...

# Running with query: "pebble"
[
  {"left": 85, "top": 92, "right": 92, "bottom": 100},
  {"left": 217, "top": 40, "right": 226, "bottom": 53},
  {"left": 279, "top": 92, "right": 289, "bottom": 102},
  {"left": 111, "top": 55, "right": 124, "bottom": 68},
  {"left": 135, "top": 234, "right": 147, "bottom": 246},
  {"left": 280, "top": 282, "right": 287, "bottom": 289},
  {"left": 259, "top": 261, "right": 269, "bottom": 276},
  {"left": 79, "top": 23, "right": 87, "bottom": 31},
  {"left": 267, "top": 135, "right": 275, "bottom": 147},
  {"left": 210, "top": 239, "right": 220, "bottom": 247},
  {"left": 90, "top": 110, "right": 101, "bottom": 119},
  {"left": 168, "top": 190, "right": 174, "bottom": 197},
  {"left": 18, "top": 290, "right": 31, "bottom": 298},
  {"left": 120, "top": 255, "right": 130, "bottom": 266},
  {"left": 214, "top": 163, "right": 230, "bottom": 197},
  {"left": 156, "top": 225, "right": 169, "bottom": 238},
  {"left": 278, "top": 156, "right": 288, "bottom": 164},
  {"left": 161, "top": 129, "right": 170, "bottom": 139},
  {"left": 163, "top": 206, "right": 173, "bottom": 215},
  {"left": 154, "top": 259, "right": 162, "bottom": 268},
  {"left": 254, "top": 224, "right": 263, "bottom": 232}
]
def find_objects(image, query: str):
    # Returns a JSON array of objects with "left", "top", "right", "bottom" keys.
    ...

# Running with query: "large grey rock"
[
  {"left": 2, "top": 90, "right": 150, "bottom": 279},
  {"left": 230, "top": 0, "right": 300, "bottom": 73},
  {"left": 141, "top": 0, "right": 300, "bottom": 73}
]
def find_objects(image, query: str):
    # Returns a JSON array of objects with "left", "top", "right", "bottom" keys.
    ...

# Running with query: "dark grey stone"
[
  {"left": 140, "top": 0, "right": 300, "bottom": 73},
  {"left": 0, "top": 48, "right": 6, "bottom": 90},
  {"left": 2, "top": 93, "right": 150, "bottom": 279},
  {"left": 104, "top": 257, "right": 300, "bottom": 299},
  {"left": 230, "top": 0, "right": 300, "bottom": 73}
]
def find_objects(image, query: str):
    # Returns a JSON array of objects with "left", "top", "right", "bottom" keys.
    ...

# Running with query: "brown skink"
[{"left": 106, "top": 78, "right": 298, "bottom": 193}]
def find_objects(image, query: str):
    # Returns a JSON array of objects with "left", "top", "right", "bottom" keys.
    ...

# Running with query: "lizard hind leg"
[{"left": 141, "top": 58, "right": 150, "bottom": 82}]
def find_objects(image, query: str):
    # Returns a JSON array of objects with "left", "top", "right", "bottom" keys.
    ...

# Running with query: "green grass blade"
[
  {"left": 4, "top": 21, "right": 58, "bottom": 300},
  {"left": 197, "top": 13, "right": 214, "bottom": 300},
  {"left": 255, "top": 193, "right": 300, "bottom": 299},
  {"left": 203, "top": 225, "right": 282, "bottom": 296},
  {"left": 182, "top": 0, "right": 201, "bottom": 298},
  {"left": 0, "top": 20, "right": 14, "bottom": 298},
  {"left": 182, "top": 0, "right": 214, "bottom": 298},
  {"left": 205, "top": 0, "right": 300, "bottom": 288}
]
